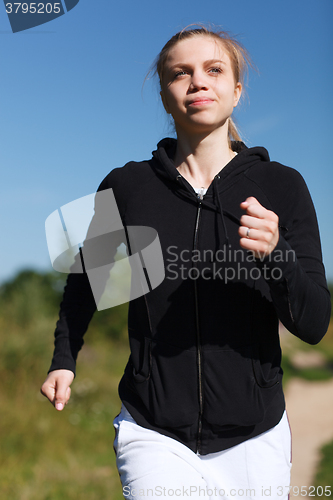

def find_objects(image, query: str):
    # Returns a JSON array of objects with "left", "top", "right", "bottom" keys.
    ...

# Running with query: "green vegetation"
[
  {"left": 0, "top": 269, "right": 332, "bottom": 498},
  {"left": 281, "top": 354, "right": 333, "bottom": 386},
  {"left": 0, "top": 269, "right": 129, "bottom": 499},
  {"left": 314, "top": 440, "right": 333, "bottom": 497}
]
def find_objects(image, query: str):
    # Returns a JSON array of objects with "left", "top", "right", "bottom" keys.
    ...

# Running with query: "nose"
[{"left": 188, "top": 70, "right": 209, "bottom": 92}]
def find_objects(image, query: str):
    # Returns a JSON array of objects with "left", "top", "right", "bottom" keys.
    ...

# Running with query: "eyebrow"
[{"left": 167, "top": 59, "right": 227, "bottom": 71}]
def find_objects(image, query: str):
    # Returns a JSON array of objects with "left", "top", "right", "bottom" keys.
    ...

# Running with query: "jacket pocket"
[
  {"left": 131, "top": 336, "right": 152, "bottom": 383},
  {"left": 132, "top": 338, "right": 199, "bottom": 428},
  {"left": 203, "top": 344, "right": 267, "bottom": 428},
  {"left": 251, "top": 347, "right": 281, "bottom": 389}
]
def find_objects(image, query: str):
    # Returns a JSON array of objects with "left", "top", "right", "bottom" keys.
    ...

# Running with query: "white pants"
[{"left": 113, "top": 405, "right": 292, "bottom": 500}]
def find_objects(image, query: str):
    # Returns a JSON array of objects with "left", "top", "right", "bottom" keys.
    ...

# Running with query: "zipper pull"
[{"left": 197, "top": 187, "right": 205, "bottom": 200}]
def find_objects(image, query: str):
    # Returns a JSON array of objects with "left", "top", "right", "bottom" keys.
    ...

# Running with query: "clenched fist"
[
  {"left": 238, "top": 197, "right": 279, "bottom": 259},
  {"left": 40, "top": 369, "right": 74, "bottom": 411}
]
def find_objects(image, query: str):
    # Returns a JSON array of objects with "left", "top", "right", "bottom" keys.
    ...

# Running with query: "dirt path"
[{"left": 284, "top": 378, "right": 333, "bottom": 495}]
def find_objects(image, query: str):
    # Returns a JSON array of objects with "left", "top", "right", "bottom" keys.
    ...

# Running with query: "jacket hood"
[
  {"left": 151, "top": 137, "right": 270, "bottom": 244},
  {"left": 152, "top": 137, "right": 270, "bottom": 193}
]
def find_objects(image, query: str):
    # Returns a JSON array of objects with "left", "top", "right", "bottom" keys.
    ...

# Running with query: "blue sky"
[{"left": 1, "top": 0, "right": 332, "bottom": 284}]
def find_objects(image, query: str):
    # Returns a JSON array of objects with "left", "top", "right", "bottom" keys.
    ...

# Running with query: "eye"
[
  {"left": 209, "top": 67, "right": 223, "bottom": 74},
  {"left": 173, "top": 70, "right": 187, "bottom": 79}
]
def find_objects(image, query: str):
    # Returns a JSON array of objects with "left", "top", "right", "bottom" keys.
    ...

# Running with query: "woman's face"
[{"left": 160, "top": 36, "right": 242, "bottom": 135}]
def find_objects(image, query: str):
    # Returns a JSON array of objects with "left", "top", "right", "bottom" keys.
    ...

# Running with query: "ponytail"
[{"left": 228, "top": 117, "right": 242, "bottom": 144}]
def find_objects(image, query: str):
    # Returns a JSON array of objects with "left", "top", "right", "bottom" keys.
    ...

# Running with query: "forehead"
[{"left": 165, "top": 36, "right": 231, "bottom": 67}]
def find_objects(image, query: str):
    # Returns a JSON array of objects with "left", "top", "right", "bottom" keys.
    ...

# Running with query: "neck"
[{"left": 174, "top": 124, "right": 235, "bottom": 189}]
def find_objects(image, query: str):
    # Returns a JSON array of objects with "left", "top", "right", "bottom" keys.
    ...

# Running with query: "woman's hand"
[
  {"left": 40, "top": 369, "right": 74, "bottom": 411},
  {"left": 238, "top": 197, "right": 279, "bottom": 259}
]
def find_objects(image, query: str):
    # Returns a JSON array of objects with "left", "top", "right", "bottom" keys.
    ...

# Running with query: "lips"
[{"left": 188, "top": 98, "right": 214, "bottom": 106}]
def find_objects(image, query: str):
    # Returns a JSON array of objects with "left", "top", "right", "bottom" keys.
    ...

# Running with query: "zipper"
[{"left": 193, "top": 197, "right": 203, "bottom": 454}]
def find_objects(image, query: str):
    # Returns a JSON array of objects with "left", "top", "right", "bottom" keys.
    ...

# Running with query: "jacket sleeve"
[
  {"left": 47, "top": 171, "right": 125, "bottom": 376},
  {"left": 256, "top": 167, "right": 331, "bottom": 345}
]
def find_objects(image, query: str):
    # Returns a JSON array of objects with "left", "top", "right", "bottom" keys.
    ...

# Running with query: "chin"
[{"left": 185, "top": 120, "right": 221, "bottom": 135}]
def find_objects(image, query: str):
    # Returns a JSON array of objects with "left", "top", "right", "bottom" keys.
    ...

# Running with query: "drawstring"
[{"left": 213, "top": 175, "right": 230, "bottom": 246}]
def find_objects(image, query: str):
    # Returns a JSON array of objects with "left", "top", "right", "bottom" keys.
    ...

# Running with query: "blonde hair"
[{"left": 147, "top": 24, "right": 255, "bottom": 144}]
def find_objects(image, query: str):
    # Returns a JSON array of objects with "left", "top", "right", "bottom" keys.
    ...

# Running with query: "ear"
[
  {"left": 160, "top": 90, "right": 170, "bottom": 114},
  {"left": 233, "top": 82, "right": 242, "bottom": 108}
]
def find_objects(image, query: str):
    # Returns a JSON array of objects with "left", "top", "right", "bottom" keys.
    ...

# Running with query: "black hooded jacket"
[{"left": 48, "top": 138, "right": 331, "bottom": 455}]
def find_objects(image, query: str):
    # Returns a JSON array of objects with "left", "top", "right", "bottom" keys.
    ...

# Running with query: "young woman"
[{"left": 41, "top": 26, "right": 331, "bottom": 499}]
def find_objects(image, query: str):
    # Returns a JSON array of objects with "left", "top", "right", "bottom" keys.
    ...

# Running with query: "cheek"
[{"left": 166, "top": 91, "right": 184, "bottom": 114}]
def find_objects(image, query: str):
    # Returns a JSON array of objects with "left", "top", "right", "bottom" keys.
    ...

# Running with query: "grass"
[
  {"left": 313, "top": 440, "right": 333, "bottom": 497},
  {"left": 0, "top": 313, "right": 129, "bottom": 500}
]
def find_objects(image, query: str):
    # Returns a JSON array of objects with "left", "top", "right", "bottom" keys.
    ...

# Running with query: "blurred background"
[{"left": 0, "top": 0, "right": 332, "bottom": 498}]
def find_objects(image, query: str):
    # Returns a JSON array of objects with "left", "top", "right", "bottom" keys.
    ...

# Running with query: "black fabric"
[{"left": 48, "top": 138, "right": 331, "bottom": 454}]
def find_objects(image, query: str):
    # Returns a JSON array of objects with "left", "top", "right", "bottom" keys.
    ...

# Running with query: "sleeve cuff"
[{"left": 47, "top": 337, "right": 78, "bottom": 377}]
